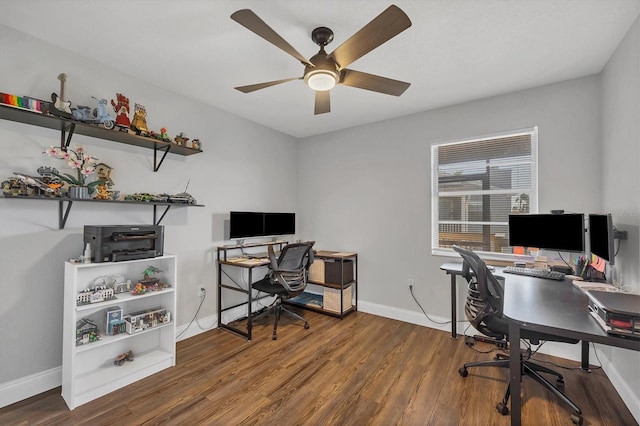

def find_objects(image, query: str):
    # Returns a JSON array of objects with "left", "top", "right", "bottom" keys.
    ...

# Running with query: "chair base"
[
  {"left": 459, "top": 354, "right": 583, "bottom": 425},
  {"left": 253, "top": 299, "right": 309, "bottom": 340}
]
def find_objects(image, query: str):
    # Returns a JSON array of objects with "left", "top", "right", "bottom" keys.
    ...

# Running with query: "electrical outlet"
[
  {"left": 199, "top": 286, "right": 206, "bottom": 298},
  {"left": 408, "top": 278, "right": 415, "bottom": 290}
]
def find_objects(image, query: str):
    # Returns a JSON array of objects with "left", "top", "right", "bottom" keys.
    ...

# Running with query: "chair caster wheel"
[
  {"left": 556, "top": 378, "right": 565, "bottom": 388},
  {"left": 570, "top": 414, "right": 583, "bottom": 425},
  {"left": 496, "top": 402, "right": 509, "bottom": 415},
  {"left": 458, "top": 367, "right": 468, "bottom": 377},
  {"left": 304, "top": 322, "right": 310, "bottom": 330}
]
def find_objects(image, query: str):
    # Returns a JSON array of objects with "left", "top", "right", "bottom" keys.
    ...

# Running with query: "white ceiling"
[{"left": 1, "top": 0, "right": 638, "bottom": 138}]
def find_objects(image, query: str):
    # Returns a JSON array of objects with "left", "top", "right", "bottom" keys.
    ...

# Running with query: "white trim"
[{"left": 0, "top": 366, "right": 61, "bottom": 408}]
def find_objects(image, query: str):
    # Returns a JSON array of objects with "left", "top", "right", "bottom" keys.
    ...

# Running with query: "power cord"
[
  {"left": 175, "top": 287, "right": 207, "bottom": 340},
  {"left": 530, "top": 341, "right": 602, "bottom": 371},
  {"left": 409, "top": 284, "right": 452, "bottom": 325}
]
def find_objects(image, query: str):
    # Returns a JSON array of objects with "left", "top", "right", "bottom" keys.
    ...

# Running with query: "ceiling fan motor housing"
[{"left": 304, "top": 49, "right": 340, "bottom": 90}]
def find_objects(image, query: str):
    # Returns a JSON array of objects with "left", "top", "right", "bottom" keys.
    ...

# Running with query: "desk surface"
[
  {"left": 503, "top": 271, "right": 640, "bottom": 351},
  {"left": 441, "top": 261, "right": 640, "bottom": 350}
]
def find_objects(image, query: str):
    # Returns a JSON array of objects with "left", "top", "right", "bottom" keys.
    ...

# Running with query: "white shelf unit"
[{"left": 62, "top": 254, "right": 177, "bottom": 410}]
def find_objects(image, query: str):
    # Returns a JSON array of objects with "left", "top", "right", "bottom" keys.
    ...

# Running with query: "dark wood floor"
[{"left": 1, "top": 310, "right": 636, "bottom": 425}]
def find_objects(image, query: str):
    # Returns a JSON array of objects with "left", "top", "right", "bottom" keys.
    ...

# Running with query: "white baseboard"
[
  {"left": 0, "top": 366, "right": 61, "bottom": 408},
  {"left": 598, "top": 349, "right": 640, "bottom": 423},
  {"left": 358, "top": 300, "right": 464, "bottom": 334},
  {"left": 175, "top": 313, "right": 218, "bottom": 342}
]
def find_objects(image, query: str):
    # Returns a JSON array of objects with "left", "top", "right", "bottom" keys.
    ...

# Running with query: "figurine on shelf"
[
  {"left": 94, "top": 184, "right": 111, "bottom": 200},
  {"left": 110, "top": 93, "right": 131, "bottom": 131},
  {"left": 71, "top": 97, "right": 115, "bottom": 129},
  {"left": 173, "top": 132, "right": 189, "bottom": 146},
  {"left": 49, "top": 92, "right": 73, "bottom": 119},
  {"left": 143, "top": 265, "right": 163, "bottom": 280},
  {"left": 113, "top": 350, "right": 134, "bottom": 366},
  {"left": 191, "top": 139, "right": 201, "bottom": 150},
  {"left": 95, "top": 163, "right": 114, "bottom": 187},
  {"left": 130, "top": 103, "right": 149, "bottom": 136}
]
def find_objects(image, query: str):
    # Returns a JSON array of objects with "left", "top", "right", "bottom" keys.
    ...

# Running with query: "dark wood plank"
[{"left": 0, "top": 311, "right": 636, "bottom": 425}]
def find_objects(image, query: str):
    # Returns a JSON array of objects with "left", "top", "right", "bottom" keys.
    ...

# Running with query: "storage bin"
[
  {"left": 309, "top": 259, "right": 325, "bottom": 282},
  {"left": 323, "top": 285, "right": 353, "bottom": 313},
  {"left": 324, "top": 259, "right": 354, "bottom": 284}
]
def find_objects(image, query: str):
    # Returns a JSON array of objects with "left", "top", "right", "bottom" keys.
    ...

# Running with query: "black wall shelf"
[
  {"left": 1, "top": 195, "right": 204, "bottom": 229},
  {"left": 0, "top": 104, "right": 202, "bottom": 171}
]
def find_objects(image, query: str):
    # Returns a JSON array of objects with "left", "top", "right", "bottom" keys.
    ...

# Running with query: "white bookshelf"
[{"left": 62, "top": 255, "right": 177, "bottom": 410}]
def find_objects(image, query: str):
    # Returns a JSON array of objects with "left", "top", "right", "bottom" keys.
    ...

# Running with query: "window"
[{"left": 431, "top": 127, "right": 538, "bottom": 259}]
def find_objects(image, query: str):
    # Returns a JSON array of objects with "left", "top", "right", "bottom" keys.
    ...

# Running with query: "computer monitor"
[
  {"left": 589, "top": 213, "right": 615, "bottom": 265},
  {"left": 264, "top": 212, "right": 295, "bottom": 236},
  {"left": 508, "top": 213, "right": 585, "bottom": 252},
  {"left": 229, "top": 211, "right": 264, "bottom": 239}
]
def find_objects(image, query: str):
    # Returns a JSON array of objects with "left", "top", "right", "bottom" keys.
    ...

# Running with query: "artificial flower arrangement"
[{"left": 44, "top": 145, "right": 105, "bottom": 192}]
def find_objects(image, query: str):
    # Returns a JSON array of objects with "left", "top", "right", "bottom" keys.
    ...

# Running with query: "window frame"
[{"left": 431, "top": 127, "right": 539, "bottom": 261}]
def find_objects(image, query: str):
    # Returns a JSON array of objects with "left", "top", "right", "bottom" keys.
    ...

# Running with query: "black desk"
[
  {"left": 503, "top": 274, "right": 640, "bottom": 426},
  {"left": 441, "top": 261, "right": 640, "bottom": 425}
]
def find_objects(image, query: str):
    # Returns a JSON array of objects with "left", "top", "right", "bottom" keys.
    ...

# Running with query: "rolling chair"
[
  {"left": 252, "top": 241, "right": 315, "bottom": 340},
  {"left": 452, "top": 245, "right": 583, "bottom": 425}
]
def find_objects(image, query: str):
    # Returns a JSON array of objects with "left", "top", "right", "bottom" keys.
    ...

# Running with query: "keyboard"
[{"left": 503, "top": 266, "right": 566, "bottom": 281}]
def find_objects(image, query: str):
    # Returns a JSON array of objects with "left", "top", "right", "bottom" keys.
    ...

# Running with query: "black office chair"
[
  {"left": 252, "top": 241, "right": 315, "bottom": 340},
  {"left": 452, "top": 245, "right": 583, "bottom": 425}
]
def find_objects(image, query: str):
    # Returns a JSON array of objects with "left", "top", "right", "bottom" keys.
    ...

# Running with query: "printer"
[{"left": 84, "top": 225, "right": 164, "bottom": 262}]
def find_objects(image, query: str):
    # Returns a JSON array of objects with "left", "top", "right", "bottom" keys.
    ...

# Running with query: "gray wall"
[
  {"left": 601, "top": 15, "right": 640, "bottom": 417},
  {"left": 298, "top": 75, "right": 602, "bottom": 318},
  {"left": 0, "top": 24, "right": 298, "bottom": 401}
]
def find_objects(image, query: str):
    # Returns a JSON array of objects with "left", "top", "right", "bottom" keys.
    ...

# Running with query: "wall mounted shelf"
[
  {"left": 0, "top": 104, "right": 202, "bottom": 171},
  {"left": 1, "top": 195, "right": 204, "bottom": 229}
]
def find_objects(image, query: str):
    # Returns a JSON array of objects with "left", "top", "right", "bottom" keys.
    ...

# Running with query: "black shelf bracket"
[
  {"left": 154, "top": 144, "right": 172, "bottom": 172},
  {"left": 58, "top": 200, "right": 73, "bottom": 229},
  {"left": 153, "top": 204, "right": 171, "bottom": 225},
  {"left": 60, "top": 122, "right": 76, "bottom": 151}
]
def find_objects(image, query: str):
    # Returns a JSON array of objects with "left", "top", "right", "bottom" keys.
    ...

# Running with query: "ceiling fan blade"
[
  {"left": 231, "top": 9, "right": 313, "bottom": 67},
  {"left": 340, "top": 69, "right": 410, "bottom": 96},
  {"left": 314, "top": 90, "right": 331, "bottom": 115},
  {"left": 235, "top": 77, "right": 300, "bottom": 93},
  {"left": 329, "top": 5, "right": 411, "bottom": 69}
]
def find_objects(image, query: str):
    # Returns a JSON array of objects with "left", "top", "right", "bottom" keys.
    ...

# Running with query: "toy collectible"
[
  {"left": 71, "top": 97, "right": 115, "bottom": 129},
  {"left": 113, "top": 350, "right": 134, "bottom": 366},
  {"left": 110, "top": 93, "right": 131, "bottom": 130},
  {"left": 130, "top": 103, "right": 149, "bottom": 136}
]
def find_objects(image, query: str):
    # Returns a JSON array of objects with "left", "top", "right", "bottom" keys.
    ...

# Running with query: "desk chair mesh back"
[
  {"left": 452, "top": 246, "right": 583, "bottom": 425},
  {"left": 252, "top": 242, "right": 315, "bottom": 340}
]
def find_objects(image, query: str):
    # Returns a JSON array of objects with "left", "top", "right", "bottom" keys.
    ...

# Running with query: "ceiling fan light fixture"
[{"left": 306, "top": 70, "right": 338, "bottom": 91}]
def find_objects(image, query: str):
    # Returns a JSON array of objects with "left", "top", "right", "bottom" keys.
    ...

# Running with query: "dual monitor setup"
[
  {"left": 508, "top": 212, "right": 619, "bottom": 265},
  {"left": 229, "top": 211, "right": 295, "bottom": 242}
]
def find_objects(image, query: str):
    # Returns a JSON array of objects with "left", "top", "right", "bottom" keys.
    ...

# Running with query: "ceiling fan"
[{"left": 231, "top": 5, "right": 412, "bottom": 115}]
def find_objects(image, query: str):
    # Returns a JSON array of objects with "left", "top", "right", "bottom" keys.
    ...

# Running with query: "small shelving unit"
[
  {"left": 1, "top": 194, "right": 203, "bottom": 229},
  {"left": 285, "top": 250, "right": 358, "bottom": 318},
  {"left": 62, "top": 255, "right": 177, "bottom": 410}
]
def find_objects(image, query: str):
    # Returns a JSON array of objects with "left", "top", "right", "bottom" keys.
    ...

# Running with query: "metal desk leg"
[
  {"left": 217, "top": 263, "right": 222, "bottom": 328},
  {"left": 450, "top": 273, "right": 457, "bottom": 338},
  {"left": 509, "top": 320, "right": 522, "bottom": 426},
  {"left": 247, "top": 268, "right": 253, "bottom": 341},
  {"left": 581, "top": 341, "right": 590, "bottom": 371}
]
